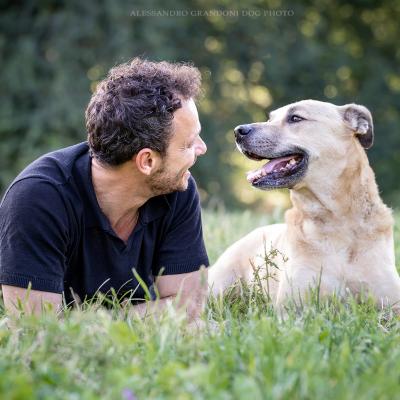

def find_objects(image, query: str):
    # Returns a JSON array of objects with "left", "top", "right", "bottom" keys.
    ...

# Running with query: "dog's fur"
[{"left": 209, "top": 100, "right": 400, "bottom": 311}]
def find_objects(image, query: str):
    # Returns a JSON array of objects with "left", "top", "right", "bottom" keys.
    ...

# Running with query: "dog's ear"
[{"left": 339, "top": 104, "right": 374, "bottom": 149}]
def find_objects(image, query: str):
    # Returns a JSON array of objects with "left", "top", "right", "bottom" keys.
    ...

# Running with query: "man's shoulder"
[
  {"left": 15, "top": 142, "right": 89, "bottom": 185},
  {"left": 1, "top": 142, "right": 89, "bottom": 208},
  {"left": 18, "top": 142, "right": 88, "bottom": 183}
]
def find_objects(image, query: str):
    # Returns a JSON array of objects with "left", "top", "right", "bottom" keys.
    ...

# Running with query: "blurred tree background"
[{"left": 1, "top": 0, "right": 400, "bottom": 210}]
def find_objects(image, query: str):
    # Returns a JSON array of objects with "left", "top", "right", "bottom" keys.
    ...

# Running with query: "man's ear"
[
  {"left": 135, "top": 148, "right": 160, "bottom": 175},
  {"left": 339, "top": 103, "right": 374, "bottom": 149}
]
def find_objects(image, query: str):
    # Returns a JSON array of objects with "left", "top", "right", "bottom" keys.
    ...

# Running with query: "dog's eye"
[{"left": 288, "top": 115, "right": 305, "bottom": 123}]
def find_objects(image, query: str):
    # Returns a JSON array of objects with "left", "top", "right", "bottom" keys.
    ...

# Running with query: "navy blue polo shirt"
[{"left": 0, "top": 142, "right": 209, "bottom": 305}]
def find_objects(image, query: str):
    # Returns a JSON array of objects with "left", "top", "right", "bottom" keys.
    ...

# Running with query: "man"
[{"left": 0, "top": 58, "right": 209, "bottom": 319}]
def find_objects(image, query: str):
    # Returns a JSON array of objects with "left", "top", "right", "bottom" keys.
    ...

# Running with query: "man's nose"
[
  {"left": 196, "top": 137, "right": 207, "bottom": 156},
  {"left": 234, "top": 124, "right": 253, "bottom": 138}
]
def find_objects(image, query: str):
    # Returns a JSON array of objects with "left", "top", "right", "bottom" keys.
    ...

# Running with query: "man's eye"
[{"left": 288, "top": 114, "right": 305, "bottom": 123}]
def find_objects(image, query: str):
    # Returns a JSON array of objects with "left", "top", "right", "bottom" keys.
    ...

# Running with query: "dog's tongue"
[
  {"left": 264, "top": 155, "right": 295, "bottom": 173},
  {"left": 246, "top": 155, "right": 297, "bottom": 183}
]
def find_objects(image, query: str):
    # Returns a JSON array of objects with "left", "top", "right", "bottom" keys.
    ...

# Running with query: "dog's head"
[{"left": 235, "top": 99, "right": 374, "bottom": 190}]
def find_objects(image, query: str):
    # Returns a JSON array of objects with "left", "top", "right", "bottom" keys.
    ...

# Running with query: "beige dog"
[{"left": 209, "top": 100, "right": 400, "bottom": 311}]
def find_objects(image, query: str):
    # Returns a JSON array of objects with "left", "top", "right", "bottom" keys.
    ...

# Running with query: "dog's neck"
[{"left": 286, "top": 144, "right": 393, "bottom": 237}]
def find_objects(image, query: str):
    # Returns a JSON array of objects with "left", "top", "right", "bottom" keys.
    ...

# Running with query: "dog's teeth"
[{"left": 289, "top": 159, "right": 297, "bottom": 165}]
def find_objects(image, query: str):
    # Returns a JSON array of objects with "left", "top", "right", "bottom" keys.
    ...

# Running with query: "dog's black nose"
[{"left": 234, "top": 124, "right": 252, "bottom": 137}]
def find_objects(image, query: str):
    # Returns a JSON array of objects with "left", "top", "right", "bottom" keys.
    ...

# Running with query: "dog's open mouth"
[{"left": 244, "top": 150, "right": 308, "bottom": 189}]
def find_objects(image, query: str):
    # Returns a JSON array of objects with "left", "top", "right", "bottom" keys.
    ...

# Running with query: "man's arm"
[
  {"left": 128, "top": 268, "right": 208, "bottom": 321},
  {"left": 2, "top": 285, "right": 63, "bottom": 316},
  {"left": 0, "top": 179, "right": 68, "bottom": 310},
  {"left": 2, "top": 268, "right": 208, "bottom": 320}
]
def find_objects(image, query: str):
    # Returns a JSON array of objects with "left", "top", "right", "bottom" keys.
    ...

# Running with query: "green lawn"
[{"left": 0, "top": 210, "right": 400, "bottom": 399}]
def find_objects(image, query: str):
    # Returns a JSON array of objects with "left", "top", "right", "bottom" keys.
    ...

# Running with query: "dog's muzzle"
[{"left": 233, "top": 124, "right": 309, "bottom": 190}]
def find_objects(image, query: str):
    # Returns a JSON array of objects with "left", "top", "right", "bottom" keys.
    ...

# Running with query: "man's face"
[{"left": 149, "top": 98, "right": 207, "bottom": 195}]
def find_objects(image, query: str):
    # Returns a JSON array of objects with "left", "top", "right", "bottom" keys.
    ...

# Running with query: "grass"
[{"left": 0, "top": 209, "right": 400, "bottom": 399}]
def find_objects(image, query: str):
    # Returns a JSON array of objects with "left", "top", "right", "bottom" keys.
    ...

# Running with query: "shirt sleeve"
[
  {"left": 0, "top": 178, "right": 70, "bottom": 293},
  {"left": 154, "top": 177, "right": 209, "bottom": 276}
]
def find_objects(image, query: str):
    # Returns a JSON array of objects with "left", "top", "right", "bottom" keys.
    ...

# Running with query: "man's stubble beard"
[{"left": 148, "top": 166, "right": 188, "bottom": 196}]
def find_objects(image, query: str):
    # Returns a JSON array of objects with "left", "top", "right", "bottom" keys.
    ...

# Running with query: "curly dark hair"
[{"left": 86, "top": 58, "right": 202, "bottom": 165}]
